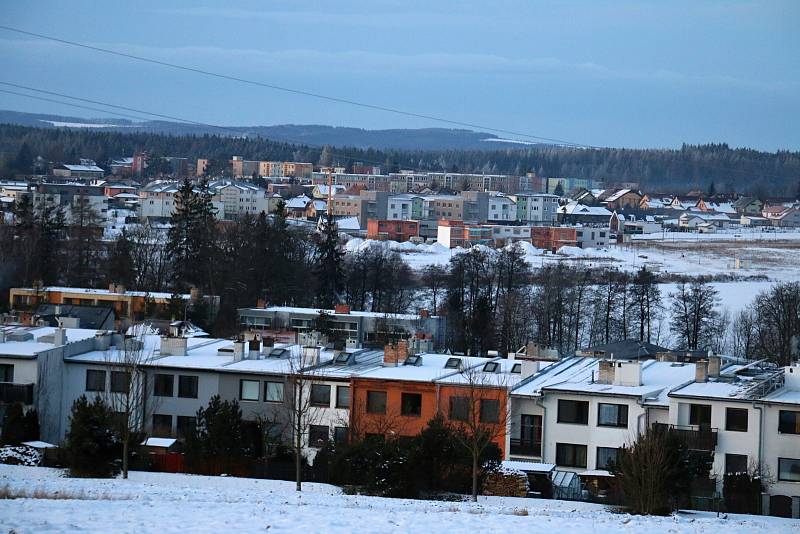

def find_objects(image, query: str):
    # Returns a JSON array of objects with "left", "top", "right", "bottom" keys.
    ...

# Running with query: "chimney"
[
  {"left": 598, "top": 360, "right": 615, "bottom": 384},
  {"left": 232, "top": 340, "right": 247, "bottom": 361},
  {"left": 109, "top": 282, "right": 125, "bottom": 294},
  {"left": 708, "top": 355, "right": 721, "bottom": 378},
  {"left": 256, "top": 298, "right": 267, "bottom": 309},
  {"left": 520, "top": 360, "right": 540, "bottom": 379},
  {"left": 160, "top": 335, "right": 188, "bottom": 356},
  {"left": 419, "top": 309, "right": 430, "bottom": 318},
  {"left": 383, "top": 340, "right": 409, "bottom": 366},
  {"left": 248, "top": 336, "right": 261, "bottom": 359},
  {"left": 613, "top": 361, "right": 642, "bottom": 387},
  {"left": 53, "top": 327, "right": 68, "bottom": 346},
  {"left": 334, "top": 304, "right": 351, "bottom": 315},
  {"left": 302, "top": 345, "right": 321, "bottom": 367},
  {"left": 0, "top": 330, "right": 6, "bottom": 343},
  {"left": 189, "top": 287, "right": 201, "bottom": 302},
  {"left": 695, "top": 360, "right": 709, "bottom": 383}
]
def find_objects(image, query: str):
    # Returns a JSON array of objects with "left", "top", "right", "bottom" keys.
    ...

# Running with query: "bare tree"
[
  {"left": 448, "top": 364, "right": 509, "bottom": 502},
  {"left": 669, "top": 279, "right": 721, "bottom": 350},
  {"left": 103, "top": 326, "right": 158, "bottom": 479},
  {"left": 285, "top": 345, "right": 325, "bottom": 491}
]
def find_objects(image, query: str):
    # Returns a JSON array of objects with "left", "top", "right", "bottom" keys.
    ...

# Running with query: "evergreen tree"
[
  {"left": 64, "top": 395, "right": 121, "bottom": 478},
  {"left": 1, "top": 404, "right": 39, "bottom": 445},
  {"left": 12, "top": 142, "right": 33, "bottom": 174},
  {"left": 708, "top": 180, "right": 716, "bottom": 197},
  {"left": 314, "top": 213, "right": 344, "bottom": 309},
  {"left": 184, "top": 395, "right": 246, "bottom": 475},
  {"left": 108, "top": 229, "right": 136, "bottom": 288},
  {"left": 553, "top": 182, "right": 565, "bottom": 197},
  {"left": 166, "top": 179, "right": 198, "bottom": 290}
]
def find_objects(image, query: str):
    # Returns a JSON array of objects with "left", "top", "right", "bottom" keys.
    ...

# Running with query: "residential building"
[
  {"left": 575, "top": 227, "right": 610, "bottom": 249},
  {"left": 512, "top": 193, "right": 560, "bottom": 224},
  {"left": 366, "top": 219, "right": 420, "bottom": 242},
  {"left": 51, "top": 160, "right": 105, "bottom": 180},
  {"left": 557, "top": 202, "right": 613, "bottom": 226},
  {"left": 33, "top": 183, "right": 109, "bottom": 223},
  {"left": 238, "top": 305, "right": 445, "bottom": 349},
  {"left": 531, "top": 226, "right": 577, "bottom": 252},
  {"left": 733, "top": 197, "right": 764, "bottom": 216}
]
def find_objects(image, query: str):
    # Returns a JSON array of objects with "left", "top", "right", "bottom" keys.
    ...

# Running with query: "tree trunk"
[
  {"left": 123, "top": 437, "right": 129, "bottom": 479},
  {"left": 471, "top": 452, "right": 479, "bottom": 502},
  {"left": 295, "top": 422, "right": 302, "bottom": 491}
]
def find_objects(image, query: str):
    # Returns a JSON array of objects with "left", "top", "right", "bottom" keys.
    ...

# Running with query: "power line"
[{"left": 0, "top": 24, "right": 595, "bottom": 149}]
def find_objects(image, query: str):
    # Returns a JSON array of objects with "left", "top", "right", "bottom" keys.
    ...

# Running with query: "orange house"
[
  {"left": 349, "top": 343, "right": 515, "bottom": 456},
  {"left": 531, "top": 226, "right": 577, "bottom": 252},
  {"left": 366, "top": 219, "right": 420, "bottom": 242}
]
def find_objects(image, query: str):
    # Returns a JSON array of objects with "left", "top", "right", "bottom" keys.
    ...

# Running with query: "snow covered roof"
[
  {"left": 0, "top": 326, "right": 106, "bottom": 357},
  {"left": 502, "top": 460, "right": 555, "bottom": 473},
  {"left": 285, "top": 195, "right": 311, "bottom": 209},
  {"left": 142, "top": 437, "right": 177, "bottom": 448},
  {"left": 16, "top": 286, "right": 191, "bottom": 301},
  {"left": 334, "top": 216, "right": 361, "bottom": 231},
  {"left": 251, "top": 306, "right": 435, "bottom": 321},
  {"left": 358, "top": 353, "right": 491, "bottom": 383},
  {"left": 21, "top": 440, "right": 57, "bottom": 449},
  {"left": 62, "top": 164, "right": 104, "bottom": 172},
  {"left": 559, "top": 202, "right": 613, "bottom": 217}
]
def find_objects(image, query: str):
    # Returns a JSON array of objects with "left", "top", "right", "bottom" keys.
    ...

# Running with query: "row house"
[
  {"left": 511, "top": 193, "right": 560, "bottom": 224},
  {"left": 33, "top": 182, "right": 109, "bottom": 223},
  {"left": 51, "top": 160, "right": 105, "bottom": 180},
  {"left": 138, "top": 180, "right": 276, "bottom": 221},
  {"left": 508, "top": 355, "right": 800, "bottom": 517},
  {"left": 237, "top": 305, "right": 446, "bottom": 350}
]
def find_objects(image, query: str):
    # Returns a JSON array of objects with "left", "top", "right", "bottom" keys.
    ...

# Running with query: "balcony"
[
  {"left": 0, "top": 382, "right": 34, "bottom": 405},
  {"left": 510, "top": 438, "right": 542, "bottom": 457},
  {"left": 652, "top": 423, "right": 717, "bottom": 451}
]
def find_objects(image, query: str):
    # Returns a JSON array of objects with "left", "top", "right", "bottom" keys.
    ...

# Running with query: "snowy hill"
[{"left": 0, "top": 465, "right": 796, "bottom": 533}]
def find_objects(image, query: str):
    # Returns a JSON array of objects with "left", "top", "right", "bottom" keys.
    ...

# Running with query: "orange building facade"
[
  {"left": 366, "top": 219, "right": 420, "bottom": 242},
  {"left": 531, "top": 226, "right": 577, "bottom": 252}
]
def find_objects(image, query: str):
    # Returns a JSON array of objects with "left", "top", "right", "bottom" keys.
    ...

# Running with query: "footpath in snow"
[{"left": 0, "top": 465, "right": 798, "bottom": 533}]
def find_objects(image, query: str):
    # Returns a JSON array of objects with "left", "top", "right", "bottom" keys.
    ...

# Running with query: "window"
[
  {"left": 366, "top": 391, "right": 387, "bottom": 414},
  {"left": 176, "top": 416, "right": 196, "bottom": 439},
  {"left": 557, "top": 399, "right": 589, "bottom": 425},
  {"left": 110, "top": 371, "right": 130, "bottom": 394},
  {"left": 239, "top": 379, "right": 260, "bottom": 401},
  {"left": 178, "top": 375, "right": 198, "bottom": 399},
  {"left": 556, "top": 443, "right": 587, "bottom": 468},
  {"left": 725, "top": 407, "right": 748, "bottom": 432},
  {"left": 778, "top": 458, "right": 800, "bottom": 482},
  {"left": 444, "top": 357, "right": 462, "bottom": 369},
  {"left": 265, "top": 381, "right": 284, "bottom": 403},
  {"left": 310, "top": 384, "right": 331, "bottom": 407},
  {"left": 334, "top": 426, "right": 349, "bottom": 445},
  {"left": 480, "top": 399, "right": 500, "bottom": 423},
  {"left": 483, "top": 362, "right": 499, "bottom": 373},
  {"left": 511, "top": 363, "right": 522, "bottom": 374},
  {"left": 596, "top": 447, "right": 620, "bottom": 470},
  {"left": 154, "top": 374, "right": 174, "bottom": 397},
  {"left": 598, "top": 403, "right": 628, "bottom": 428},
  {"left": 308, "top": 425, "right": 329, "bottom": 448},
  {"left": 85, "top": 369, "right": 106, "bottom": 392},
  {"left": 0, "top": 364, "right": 13, "bottom": 382},
  {"left": 689, "top": 404, "right": 712, "bottom": 427},
  {"left": 725, "top": 454, "right": 748, "bottom": 474},
  {"left": 401, "top": 393, "right": 422, "bottom": 417},
  {"left": 336, "top": 386, "right": 350, "bottom": 408},
  {"left": 152, "top": 414, "right": 172, "bottom": 437},
  {"left": 449, "top": 396, "right": 469, "bottom": 421},
  {"left": 778, "top": 410, "right": 800, "bottom": 434}
]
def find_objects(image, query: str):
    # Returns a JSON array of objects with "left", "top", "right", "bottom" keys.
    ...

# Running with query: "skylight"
[
  {"left": 511, "top": 363, "right": 522, "bottom": 374},
  {"left": 483, "top": 362, "right": 499, "bottom": 373},
  {"left": 334, "top": 352, "right": 351, "bottom": 364},
  {"left": 445, "top": 357, "right": 462, "bottom": 369},
  {"left": 404, "top": 355, "right": 421, "bottom": 366},
  {"left": 268, "top": 348, "right": 287, "bottom": 358}
]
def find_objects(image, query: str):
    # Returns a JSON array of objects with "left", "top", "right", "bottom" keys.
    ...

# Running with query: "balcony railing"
[
  {"left": 510, "top": 438, "right": 542, "bottom": 457},
  {"left": 0, "top": 382, "right": 34, "bottom": 405},
  {"left": 652, "top": 423, "right": 718, "bottom": 451}
]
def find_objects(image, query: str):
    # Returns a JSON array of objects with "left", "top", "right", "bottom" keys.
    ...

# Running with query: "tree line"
[{"left": 2, "top": 123, "right": 799, "bottom": 195}]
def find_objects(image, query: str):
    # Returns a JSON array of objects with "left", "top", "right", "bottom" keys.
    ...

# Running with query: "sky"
[{"left": 0, "top": 0, "right": 798, "bottom": 150}]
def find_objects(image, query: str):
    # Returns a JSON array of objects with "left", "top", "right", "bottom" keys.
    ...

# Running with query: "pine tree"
[
  {"left": 108, "top": 229, "right": 136, "bottom": 288},
  {"left": 65, "top": 395, "right": 121, "bottom": 478},
  {"left": 708, "top": 180, "right": 716, "bottom": 197},
  {"left": 314, "top": 213, "right": 344, "bottom": 309},
  {"left": 166, "top": 179, "right": 198, "bottom": 290},
  {"left": 553, "top": 182, "right": 565, "bottom": 197}
]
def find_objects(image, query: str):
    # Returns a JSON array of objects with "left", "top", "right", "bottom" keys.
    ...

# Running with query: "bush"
[
  {"left": 0, "top": 445, "right": 41, "bottom": 466},
  {"left": 319, "top": 415, "right": 501, "bottom": 498},
  {"left": 723, "top": 471, "right": 764, "bottom": 514},
  {"left": 184, "top": 395, "right": 247, "bottom": 475},
  {"left": 610, "top": 427, "right": 712, "bottom": 515},
  {"left": 64, "top": 396, "right": 121, "bottom": 478},
  {"left": 1, "top": 404, "right": 39, "bottom": 445}
]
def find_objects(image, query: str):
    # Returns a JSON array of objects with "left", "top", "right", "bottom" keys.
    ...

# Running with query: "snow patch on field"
[{"left": 0, "top": 465, "right": 797, "bottom": 533}]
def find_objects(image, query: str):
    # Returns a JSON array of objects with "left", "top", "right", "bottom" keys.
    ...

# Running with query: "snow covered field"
[{"left": 0, "top": 465, "right": 797, "bottom": 533}]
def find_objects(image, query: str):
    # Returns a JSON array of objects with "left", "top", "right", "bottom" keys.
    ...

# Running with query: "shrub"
[
  {"left": 723, "top": 471, "right": 764, "bottom": 514},
  {"left": 183, "top": 395, "right": 247, "bottom": 475},
  {"left": 64, "top": 396, "right": 121, "bottom": 478},
  {"left": 1, "top": 404, "right": 39, "bottom": 445}
]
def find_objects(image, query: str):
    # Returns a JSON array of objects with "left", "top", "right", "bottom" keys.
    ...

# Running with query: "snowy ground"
[{"left": 0, "top": 465, "right": 797, "bottom": 533}]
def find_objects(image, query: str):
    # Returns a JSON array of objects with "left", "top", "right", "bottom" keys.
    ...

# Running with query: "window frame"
[
  {"left": 336, "top": 385, "right": 350, "bottom": 409},
  {"left": 153, "top": 373, "right": 174, "bottom": 397},
  {"left": 366, "top": 390, "right": 387, "bottom": 414},
  {"left": 85, "top": 369, "right": 106, "bottom": 392},
  {"left": 308, "top": 425, "right": 330, "bottom": 448},
  {"left": 152, "top": 414, "right": 172, "bottom": 437},
  {"left": 310, "top": 384, "right": 332, "bottom": 407},
  {"left": 724, "top": 453, "right": 749, "bottom": 475},
  {"left": 596, "top": 446, "right": 620, "bottom": 470},
  {"left": 176, "top": 415, "right": 197, "bottom": 439},
  {"left": 333, "top": 426, "right": 349, "bottom": 445},
  {"left": 239, "top": 379, "right": 260, "bottom": 402},
  {"left": 777, "top": 457, "right": 800, "bottom": 482},
  {"left": 264, "top": 381, "right": 284, "bottom": 403},
  {"left": 178, "top": 375, "right": 199, "bottom": 399},
  {"left": 555, "top": 442, "right": 588, "bottom": 468},
  {"left": 557, "top": 399, "right": 589, "bottom": 425},
  {"left": 400, "top": 392, "right": 423, "bottom": 417},
  {"left": 725, "top": 407, "right": 749, "bottom": 432},
  {"left": 778, "top": 410, "right": 800, "bottom": 434},
  {"left": 449, "top": 396, "right": 470, "bottom": 422},
  {"left": 597, "top": 403, "right": 628, "bottom": 428},
  {"left": 110, "top": 370, "right": 130, "bottom": 394},
  {"left": 689, "top": 403, "right": 712, "bottom": 427},
  {"left": 480, "top": 399, "right": 500, "bottom": 423}
]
